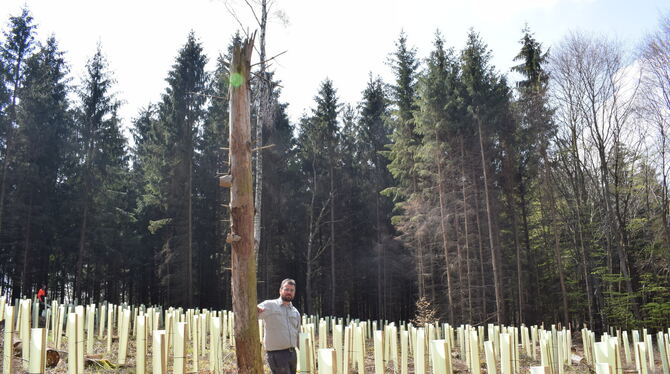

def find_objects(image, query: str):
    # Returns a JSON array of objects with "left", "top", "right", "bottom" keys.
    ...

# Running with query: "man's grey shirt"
[{"left": 257, "top": 297, "right": 300, "bottom": 351}]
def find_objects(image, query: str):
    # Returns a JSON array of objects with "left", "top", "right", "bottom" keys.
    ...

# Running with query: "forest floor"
[{"left": 0, "top": 324, "right": 663, "bottom": 373}]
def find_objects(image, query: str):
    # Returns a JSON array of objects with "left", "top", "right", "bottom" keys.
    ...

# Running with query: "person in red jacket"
[{"left": 37, "top": 285, "right": 46, "bottom": 303}]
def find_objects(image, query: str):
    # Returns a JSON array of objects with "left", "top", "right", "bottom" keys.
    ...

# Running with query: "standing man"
[{"left": 257, "top": 279, "right": 300, "bottom": 374}]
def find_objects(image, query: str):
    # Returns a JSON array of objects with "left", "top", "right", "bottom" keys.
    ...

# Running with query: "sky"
[{"left": 1, "top": 0, "right": 668, "bottom": 129}]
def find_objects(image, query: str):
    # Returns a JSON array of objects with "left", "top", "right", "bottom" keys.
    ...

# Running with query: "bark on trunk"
[
  {"left": 472, "top": 168, "right": 487, "bottom": 321},
  {"left": 20, "top": 195, "right": 33, "bottom": 297},
  {"left": 188, "top": 145, "right": 193, "bottom": 307},
  {"left": 569, "top": 126, "right": 595, "bottom": 328},
  {"left": 477, "top": 117, "right": 504, "bottom": 324},
  {"left": 542, "top": 154, "right": 570, "bottom": 326},
  {"left": 253, "top": 0, "right": 269, "bottom": 269},
  {"left": 229, "top": 35, "right": 264, "bottom": 374},
  {"left": 436, "top": 134, "right": 454, "bottom": 324},
  {"left": 461, "top": 138, "right": 473, "bottom": 323},
  {"left": 329, "top": 164, "right": 336, "bottom": 316}
]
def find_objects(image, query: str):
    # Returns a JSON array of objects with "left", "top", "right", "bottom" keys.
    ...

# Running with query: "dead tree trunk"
[
  {"left": 228, "top": 35, "right": 264, "bottom": 374},
  {"left": 254, "top": 0, "right": 270, "bottom": 269}
]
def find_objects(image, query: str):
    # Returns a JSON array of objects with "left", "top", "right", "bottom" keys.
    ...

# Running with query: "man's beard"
[{"left": 281, "top": 295, "right": 293, "bottom": 302}]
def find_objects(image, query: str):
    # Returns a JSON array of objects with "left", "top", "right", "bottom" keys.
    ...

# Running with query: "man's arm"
[{"left": 257, "top": 300, "right": 269, "bottom": 318}]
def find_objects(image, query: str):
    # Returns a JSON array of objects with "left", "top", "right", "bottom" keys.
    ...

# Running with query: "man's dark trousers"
[{"left": 266, "top": 348, "right": 297, "bottom": 374}]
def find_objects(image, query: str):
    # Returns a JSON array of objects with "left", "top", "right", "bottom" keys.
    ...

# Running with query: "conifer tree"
[
  {"left": 460, "top": 29, "right": 508, "bottom": 323},
  {"left": 0, "top": 9, "right": 36, "bottom": 285},
  {"left": 73, "top": 45, "right": 127, "bottom": 301},
  {"left": 158, "top": 32, "right": 207, "bottom": 307},
  {"left": 511, "top": 26, "right": 564, "bottom": 324},
  {"left": 13, "top": 36, "right": 71, "bottom": 297}
]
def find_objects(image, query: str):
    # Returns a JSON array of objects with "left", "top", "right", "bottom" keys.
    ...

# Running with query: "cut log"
[{"left": 46, "top": 349, "right": 62, "bottom": 368}]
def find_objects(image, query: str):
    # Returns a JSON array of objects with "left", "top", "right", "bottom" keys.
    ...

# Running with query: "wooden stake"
[
  {"left": 3, "top": 306, "right": 14, "bottom": 374},
  {"left": 99, "top": 304, "right": 106, "bottom": 339},
  {"left": 66, "top": 313, "right": 78, "bottom": 374},
  {"left": 623, "top": 331, "right": 631, "bottom": 365},
  {"left": 644, "top": 334, "right": 654, "bottom": 370},
  {"left": 118, "top": 308, "right": 131, "bottom": 364},
  {"left": 193, "top": 315, "right": 199, "bottom": 372},
  {"left": 75, "top": 306, "right": 84, "bottom": 374},
  {"left": 153, "top": 330, "right": 167, "bottom": 374},
  {"left": 415, "top": 328, "right": 426, "bottom": 374},
  {"left": 174, "top": 322, "right": 186, "bottom": 374},
  {"left": 431, "top": 340, "right": 449, "bottom": 374},
  {"left": 320, "top": 319, "right": 328, "bottom": 349},
  {"left": 299, "top": 332, "right": 312, "bottom": 373},
  {"left": 86, "top": 304, "right": 95, "bottom": 354},
  {"left": 211, "top": 317, "right": 222, "bottom": 374},
  {"left": 485, "top": 341, "right": 497, "bottom": 374},
  {"left": 137, "top": 315, "right": 146, "bottom": 374},
  {"left": 333, "top": 323, "right": 343, "bottom": 374},
  {"left": 471, "top": 330, "right": 481, "bottom": 374},
  {"left": 318, "top": 348, "right": 337, "bottom": 374},
  {"left": 343, "top": 325, "right": 351, "bottom": 374},
  {"left": 595, "top": 363, "right": 611, "bottom": 374},
  {"left": 55, "top": 305, "right": 64, "bottom": 349},
  {"left": 501, "top": 333, "right": 512, "bottom": 374},
  {"left": 658, "top": 333, "right": 669, "bottom": 374},
  {"left": 355, "top": 324, "right": 365, "bottom": 373},
  {"left": 28, "top": 328, "right": 47, "bottom": 374},
  {"left": 21, "top": 299, "right": 31, "bottom": 368},
  {"left": 530, "top": 367, "right": 551, "bottom": 374},
  {"left": 106, "top": 304, "right": 113, "bottom": 352},
  {"left": 635, "top": 342, "right": 647, "bottom": 374},
  {"left": 50, "top": 301, "right": 57, "bottom": 344},
  {"left": 374, "top": 330, "right": 384, "bottom": 374}
]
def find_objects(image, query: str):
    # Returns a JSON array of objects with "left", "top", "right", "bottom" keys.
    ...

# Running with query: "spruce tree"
[
  {"left": 72, "top": 45, "right": 128, "bottom": 301},
  {"left": 158, "top": 31, "right": 207, "bottom": 307},
  {"left": 13, "top": 36, "right": 71, "bottom": 297},
  {"left": 0, "top": 9, "right": 36, "bottom": 295},
  {"left": 460, "top": 29, "right": 508, "bottom": 323}
]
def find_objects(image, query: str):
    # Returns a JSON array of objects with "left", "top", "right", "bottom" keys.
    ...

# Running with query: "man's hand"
[{"left": 257, "top": 306, "right": 265, "bottom": 314}]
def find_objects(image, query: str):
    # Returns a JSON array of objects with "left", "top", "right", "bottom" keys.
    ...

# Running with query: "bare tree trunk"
[
  {"left": 661, "top": 129, "right": 670, "bottom": 253},
  {"left": 519, "top": 183, "right": 540, "bottom": 320},
  {"left": 436, "top": 134, "right": 454, "bottom": 324},
  {"left": 417, "top": 233, "right": 426, "bottom": 299},
  {"left": 20, "top": 195, "right": 33, "bottom": 297},
  {"left": 76, "top": 201, "right": 89, "bottom": 300},
  {"left": 461, "top": 138, "right": 473, "bottom": 323},
  {"left": 253, "top": 0, "right": 269, "bottom": 268},
  {"left": 188, "top": 146, "right": 193, "bottom": 307},
  {"left": 569, "top": 127, "right": 595, "bottom": 328},
  {"left": 229, "top": 35, "right": 264, "bottom": 374},
  {"left": 472, "top": 168, "right": 487, "bottom": 321},
  {"left": 329, "top": 164, "right": 336, "bottom": 316},
  {"left": 542, "top": 154, "right": 570, "bottom": 326},
  {"left": 477, "top": 117, "right": 505, "bottom": 324},
  {"left": 376, "top": 194, "right": 386, "bottom": 319},
  {"left": 455, "top": 214, "right": 465, "bottom": 322},
  {"left": 512, "top": 202, "right": 523, "bottom": 324}
]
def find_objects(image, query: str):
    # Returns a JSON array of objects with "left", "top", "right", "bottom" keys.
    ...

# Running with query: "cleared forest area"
[{"left": 0, "top": 298, "right": 668, "bottom": 374}]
